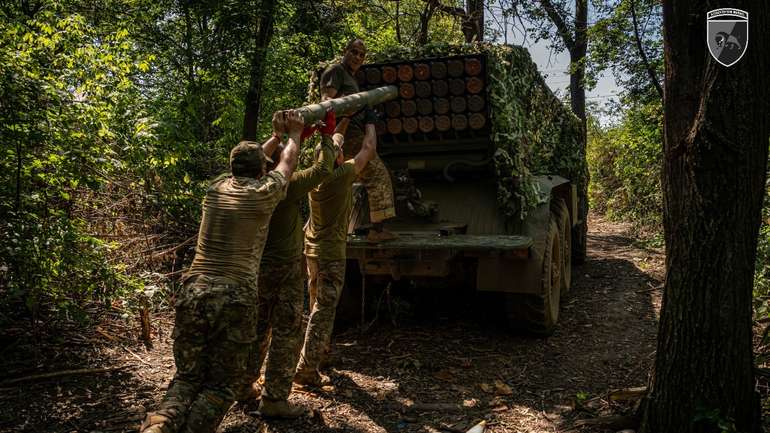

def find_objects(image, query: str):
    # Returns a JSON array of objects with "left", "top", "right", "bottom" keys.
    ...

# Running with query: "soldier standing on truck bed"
[
  {"left": 140, "top": 111, "right": 304, "bottom": 433},
  {"left": 294, "top": 109, "right": 379, "bottom": 387},
  {"left": 237, "top": 109, "right": 340, "bottom": 418},
  {"left": 320, "top": 37, "right": 398, "bottom": 242}
]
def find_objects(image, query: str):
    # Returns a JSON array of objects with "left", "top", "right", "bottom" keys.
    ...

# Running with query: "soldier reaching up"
[
  {"left": 320, "top": 37, "right": 398, "bottom": 242},
  {"left": 238, "top": 109, "right": 340, "bottom": 418},
  {"left": 294, "top": 108, "right": 379, "bottom": 387},
  {"left": 140, "top": 110, "right": 305, "bottom": 433}
]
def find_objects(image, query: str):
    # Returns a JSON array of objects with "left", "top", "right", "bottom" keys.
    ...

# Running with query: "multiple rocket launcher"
[{"left": 357, "top": 55, "right": 488, "bottom": 137}]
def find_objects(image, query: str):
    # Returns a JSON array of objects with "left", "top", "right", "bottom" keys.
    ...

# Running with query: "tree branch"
[
  {"left": 630, "top": 0, "right": 663, "bottom": 99},
  {"left": 539, "top": 0, "right": 575, "bottom": 51},
  {"left": 420, "top": 0, "right": 466, "bottom": 18}
]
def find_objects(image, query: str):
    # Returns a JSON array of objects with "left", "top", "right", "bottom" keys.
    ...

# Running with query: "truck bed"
[{"left": 347, "top": 232, "right": 531, "bottom": 253}]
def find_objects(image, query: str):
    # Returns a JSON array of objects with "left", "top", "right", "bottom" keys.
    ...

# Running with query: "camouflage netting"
[{"left": 308, "top": 42, "right": 587, "bottom": 221}]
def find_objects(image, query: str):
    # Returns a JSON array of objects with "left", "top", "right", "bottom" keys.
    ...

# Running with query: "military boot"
[
  {"left": 293, "top": 370, "right": 332, "bottom": 388},
  {"left": 257, "top": 398, "right": 306, "bottom": 419}
]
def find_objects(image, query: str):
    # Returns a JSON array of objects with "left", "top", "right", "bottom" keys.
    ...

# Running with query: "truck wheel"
[
  {"left": 504, "top": 218, "right": 562, "bottom": 335},
  {"left": 552, "top": 199, "right": 572, "bottom": 293}
]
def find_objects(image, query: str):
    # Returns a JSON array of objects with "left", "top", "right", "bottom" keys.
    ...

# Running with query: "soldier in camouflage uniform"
[
  {"left": 320, "top": 38, "right": 398, "bottom": 242},
  {"left": 140, "top": 110, "right": 305, "bottom": 433},
  {"left": 294, "top": 109, "right": 380, "bottom": 387},
  {"left": 238, "top": 109, "right": 340, "bottom": 418}
]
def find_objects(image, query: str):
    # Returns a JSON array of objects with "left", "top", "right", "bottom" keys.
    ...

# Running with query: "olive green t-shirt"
[
  {"left": 187, "top": 171, "right": 288, "bottom": 288},
  {"left": 261, "top": 136, "right": 336, "bottom": 267},
  {"left": 320, "top": 63, "right": 360, "bottom": 97},
  {"left": 321, "top": 63, "right": 365, "bottom": 156},
  {"left": 304, "top": 160, "right": 358, "bottom": 260}
]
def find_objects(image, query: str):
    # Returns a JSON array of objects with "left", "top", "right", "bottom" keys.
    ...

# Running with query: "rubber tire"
[
  {"left": 551, "top": 199, "right": 572, "bottom": 293},
  {"left": 503, "top": 218, "right": 562, "bottom": 335}
]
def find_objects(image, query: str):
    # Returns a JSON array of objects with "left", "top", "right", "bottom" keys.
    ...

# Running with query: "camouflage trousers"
[
  {"left": 143, "top": 275, "right": 257, "bottom": 433},
  {"left": 240, "top": 259, "right": 304, "bottom": 402},
  {"left": 344, "top": 127, "right": 395, "bottom": 223},
  {"left": 358, "top": 156, "right": 396, "bottom": 223},
  {"left": 295, "top": 258, "right": 346, "bottom": 375}
]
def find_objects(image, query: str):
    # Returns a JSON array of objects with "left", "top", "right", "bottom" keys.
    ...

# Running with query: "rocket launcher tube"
[{"left": 296, "top": 85, "right": 398, "bottom": 125}]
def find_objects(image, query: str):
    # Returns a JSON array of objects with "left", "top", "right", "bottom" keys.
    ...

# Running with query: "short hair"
[
  {"left": 344, "top": 37, "right": 365, "bottom": 53},
  {"left": 230, "top": 141, "right": 266, "bottom": 178}
]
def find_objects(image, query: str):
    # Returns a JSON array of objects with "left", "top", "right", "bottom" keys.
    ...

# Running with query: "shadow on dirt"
[{"left": 0, "top": 223, "right": 661, "bottom": 433}]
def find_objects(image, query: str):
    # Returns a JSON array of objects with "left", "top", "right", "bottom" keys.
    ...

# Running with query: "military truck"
[{"left": 314, "top": 45, "right": 587, "bottom": 335}]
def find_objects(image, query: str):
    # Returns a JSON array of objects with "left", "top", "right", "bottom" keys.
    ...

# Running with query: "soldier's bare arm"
[
  {"left": 353, "top": 123, "right": 376, "bottom": 175},
  {"left": 261, "top": 111, "right": 285, "bottom": 157},
  {"left": 335, "top": 117, "right": 350, "bottom": 135},
  {"left": 274, "top": 110, "right": 303, "bottom": 180},
  {"left": 321, "top": 87, "right": 338, "bottom": 101}
]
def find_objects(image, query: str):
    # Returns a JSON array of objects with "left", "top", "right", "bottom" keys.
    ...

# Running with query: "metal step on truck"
[{"left": 324, "top": 46, "right": 587, "bottom": 335}]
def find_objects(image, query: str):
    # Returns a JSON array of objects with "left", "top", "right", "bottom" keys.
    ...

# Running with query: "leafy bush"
[
  {"left": 0, "top": 5, "right": 146, "bottom": 319},
  {"left": 587, "top": 99, "right": 663, "bottom": 230},
  {"left": 754, "top": 170, "right": 770, "bottom": 324}
]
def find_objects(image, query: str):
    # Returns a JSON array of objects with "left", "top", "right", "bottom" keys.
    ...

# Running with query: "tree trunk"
[
  {"left": 629, "top": 0, "right": 663, "bottom": 99},
  {"left": 465, "top": 0, "right": 484, "bottom": 42},
  {"left": 640, "top": 2, "right": 769, "bottom": 433},
  {"left": 241, "top": 0, "right": 277, "bottom": 142},
  {"left": 569, "top": 0, "right": 588, "bottom": 263}
]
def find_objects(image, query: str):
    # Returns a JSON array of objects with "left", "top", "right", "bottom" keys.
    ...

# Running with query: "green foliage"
[
  {"left": 0, "top": 0, "right": 470, "bottom": 321},
  {"left": 587, "top": 99, "right": 662, "bottom": 229},
  {"left": 753, "top": 162, "right": 770, "bottom": 325},
  {"left": 589, "top": 0, "right": 663, "bottom": 102},
  {"left": 0, "top": 3, "right": 147, "bottom": 317},
  {"left": 693, "top": 406, "right": 739, "bottom": 433}
]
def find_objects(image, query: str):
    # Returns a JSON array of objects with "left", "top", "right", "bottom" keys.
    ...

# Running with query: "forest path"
[{"left": 0, "top": 214, "right": 663, "bottom": 433}]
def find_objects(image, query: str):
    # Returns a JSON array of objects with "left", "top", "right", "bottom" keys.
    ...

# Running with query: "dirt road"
[{"left": 0, "top": 215, "right": 663, "bottom": 432}]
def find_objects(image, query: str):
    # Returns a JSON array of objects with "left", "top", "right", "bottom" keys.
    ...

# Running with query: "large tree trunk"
[
  {"left": 570, "top": 0, "right": 588, "bottom": 263},
  {"left": 640, "top": 2, "right": 770, "bottom": 433},
  {"left": 241, "top": 0, "right": 277, "bottom": 142}
]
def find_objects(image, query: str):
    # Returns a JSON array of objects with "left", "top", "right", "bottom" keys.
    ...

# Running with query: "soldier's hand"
[
  {"left": 272, "top": 111, "right": 287, "bottom": 134},
  {"left": 300, "top": 125, "right": 317, "bottom": 142},
  {"left": 363, "top": 107, "right": 379, "bottom": 125},
  {"left": 319, "top": 108, "right": 337, "bottom": 135},
  {"left": 285, "top": 110, "right": 305, "bottom": 136}
]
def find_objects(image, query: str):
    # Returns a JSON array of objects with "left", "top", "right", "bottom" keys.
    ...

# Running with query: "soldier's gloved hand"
[
  {"left": 363, "top": 107, "right": 379, "bottom": 125},
  {"left": 300, "top": 125, "right": 317, "bottom": 141},
  {"left": 319, "top": 108, "right": 337, "bottom": 135}
]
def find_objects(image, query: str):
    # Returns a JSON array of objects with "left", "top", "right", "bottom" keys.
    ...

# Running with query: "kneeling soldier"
[{"left": 140, "top": 110, "right": 304, "bottom": 433}]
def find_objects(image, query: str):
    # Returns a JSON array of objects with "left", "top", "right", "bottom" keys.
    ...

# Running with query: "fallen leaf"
[
  {"left": 434, "top": 369, "right": 455, "bottom": 382},
  {"left": 321, "top": 385, "right": 335, "bottom": 392},
  {"left": 492, "top": 405, "right": 509, "bottom": 412},
  {"left": 479, "top": 383, "right": 492, "bottom": 393},
  {"left": 488, "top": 396, "right": 505, "bottom": 407},
  {"left": 494, "top": 379, "right": 513, "bottom": 396},
  {"left": 463, "top": 398, "right": 478, "bottom": 408}
]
